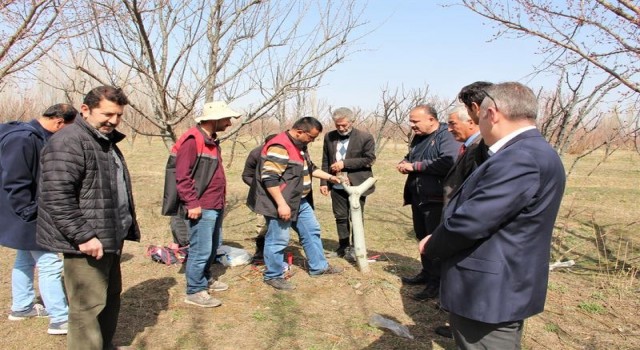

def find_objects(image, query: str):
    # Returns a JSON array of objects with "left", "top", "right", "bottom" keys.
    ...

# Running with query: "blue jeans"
[
  {"left": 184, "top": 209, "right": 223, "bottom": 294},
  {"left": 263, "top": 199, "right": 328, "bottom": 280},
  {"left": 12, "top": 250, "right": 68, "bottom": 323}
]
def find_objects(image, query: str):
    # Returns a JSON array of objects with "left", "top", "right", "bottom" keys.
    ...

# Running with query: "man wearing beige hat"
[{"left": 167, "top": 101, "right": 240, "bottom": 307}]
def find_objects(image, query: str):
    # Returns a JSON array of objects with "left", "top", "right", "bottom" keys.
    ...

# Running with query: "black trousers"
[
  {"left": 410, "top": 202, "right": 442, "bottom": 280},
  {"left": 330, "top": 188, "right": 366, "bottom": 244},
  {"left": 450, "top": 313, "right": 523, "bottom": 350}
]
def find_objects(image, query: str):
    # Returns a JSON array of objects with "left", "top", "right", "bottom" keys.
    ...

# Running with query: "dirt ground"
[{"left": 0, "top": 139, "right": 638, "bottom": 349}]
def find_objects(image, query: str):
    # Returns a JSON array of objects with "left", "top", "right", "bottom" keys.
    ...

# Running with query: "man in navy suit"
[{"left": 422, "top": 82, "right": 566, "bottom": 349}]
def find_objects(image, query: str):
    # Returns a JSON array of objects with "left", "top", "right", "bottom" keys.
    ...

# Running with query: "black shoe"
[
  {"left": 401, "top": 272, "right": 429, "bottom": 285},
  {"left": 434, "top": 325, "right": 452, "bottom": 338},
  {"left": 343, "top": 246, "right": 356, "bottom": 262},
  {"left": 411, "top": 284, "right": 439, "bottom": 301},
  {"left": 335, "top": 246, "right": 347, "bottom": 258},
  {"left": 251, "top": 251, "right": 264, "bottom": 265}
]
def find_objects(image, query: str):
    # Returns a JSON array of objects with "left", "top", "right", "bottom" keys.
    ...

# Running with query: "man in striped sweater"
[{"left": 247, "top": 117, "right": 343, "bottom": 290}]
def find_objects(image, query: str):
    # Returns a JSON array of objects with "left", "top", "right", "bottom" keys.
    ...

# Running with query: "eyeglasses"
[
  {"left": 480, "top": 90, "right": 499, "bottom": 111},
  {"left": 304, "top": 131, "right": 319, "bottom": 141}
]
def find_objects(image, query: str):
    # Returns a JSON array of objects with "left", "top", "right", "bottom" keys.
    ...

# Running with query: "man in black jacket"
[
  {"left": 397, "top": 104, "right": 459, "bottom": 301},
  {"left": 319, "top": 107, "right": 376, "bottom": 259},
  {"left": 37, "top": 86, "right": 140, "bottom": 350}
]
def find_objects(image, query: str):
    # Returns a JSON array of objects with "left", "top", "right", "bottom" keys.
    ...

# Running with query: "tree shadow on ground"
[
  {"left": 115, "top": 276, "right": 177, "bottom": 347},
  {"left": 551, "top": 218, "right": 639, "bottom": 278}
]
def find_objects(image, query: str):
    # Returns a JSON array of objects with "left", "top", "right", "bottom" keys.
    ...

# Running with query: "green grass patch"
[{"left": 577, "top": 301, "right": 605, "bottom": 314}]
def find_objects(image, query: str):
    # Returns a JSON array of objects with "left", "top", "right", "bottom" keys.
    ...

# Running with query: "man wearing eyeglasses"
[
  {"left": 423, "top": 82, "right": 566, "bottom": 349},
  {"left": 397, "top": 104, "right": 459, "bottom": 301},
  {"left": 432, "top": 83, "right": 493, "bottom": 339},
  {"left": 247, "top": 116, "right": 343, "bottom": 291}
]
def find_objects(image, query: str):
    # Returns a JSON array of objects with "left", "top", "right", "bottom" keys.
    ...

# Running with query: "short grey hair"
[
  {"left": 481, "top": 82, "right": 538, "bottom": 121},
  {"left": 332, "top": 107, "right": 354, "bottom": 122},
  {"left": 449, "top": 104, "right": 471, "bottom": 123}
]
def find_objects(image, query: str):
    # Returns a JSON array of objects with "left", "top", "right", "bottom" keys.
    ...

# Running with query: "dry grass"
[{"left": 0, "top": 137, "right": 638, "bottom": 349}]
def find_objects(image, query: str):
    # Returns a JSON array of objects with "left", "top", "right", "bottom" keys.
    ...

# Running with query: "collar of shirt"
[
  {"left": 464, "top": 131, "right": 481, "bottom": 148},
  {"left": 197, "top": 125, "right": 219, "bottom": 145},
  {"left": 488, "top": 125, "right": 537, "bottom": 156}
]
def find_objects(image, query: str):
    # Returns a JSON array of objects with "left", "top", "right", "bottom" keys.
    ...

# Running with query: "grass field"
[{"left": 0, "top": 137, "right": 638, "bottom": 349}]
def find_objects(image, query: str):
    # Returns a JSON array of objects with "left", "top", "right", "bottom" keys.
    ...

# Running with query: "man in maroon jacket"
[{"left": 173, "top": 101, "right": 241, "bottom": 308}]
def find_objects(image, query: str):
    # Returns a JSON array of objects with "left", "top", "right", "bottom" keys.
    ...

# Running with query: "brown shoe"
[{"left": 310, "top": 265, "right": 344, "bottom": 277}]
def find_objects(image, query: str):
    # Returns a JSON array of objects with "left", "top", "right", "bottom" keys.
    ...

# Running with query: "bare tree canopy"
[
  {"left": 0, "top": 0, "right": 82, "bottom": 87},
  {"left": 56, "top": 0, "right": 369, "bottom": 148},
  {"left": 460, "top": 0, "right": 640, "bottom": 97}
]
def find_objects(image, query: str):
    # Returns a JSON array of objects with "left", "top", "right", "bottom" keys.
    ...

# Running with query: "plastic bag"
[
  {"left": 216, "top": 245, "right": 252, "bottom": 267},
  {"left": 368, "top": 313, "right": 414, "bottom": 339}
]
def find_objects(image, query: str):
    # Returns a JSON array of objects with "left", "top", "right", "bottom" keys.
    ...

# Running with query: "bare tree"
[
  {"left": 369, "top": 85, "right": 448, "bottom": 155},
  {"left": 538, "top": 65, "right": 622, "bottom": 155},
  {"left": 459, "top": 0, "right": 640, "bottom": 97},
  {"left": 60, "top": 0, "right": 369, "bottom": 149},
  {"left": 0, "top": 0, "right": 80, "bottom": 87}
]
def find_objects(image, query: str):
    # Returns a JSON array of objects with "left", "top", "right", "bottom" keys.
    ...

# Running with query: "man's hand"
[
  {"left": 396, "top": 161, "right": 414, "bottom": 174},
  {"left": 328, "top": 175, "right": 341, "bottom": 184},
  {"left": 319, "top": 185, "right": 329, "bottom": 196},
  {"left": 330, "top": 161, "right": 344, "bottom": 173},
  {"left": 277, "top": 203, "right": 292, "bottom": 221},
  {"left": 187, "top": 206, "right": 202, "bottom": 220},
  {"left": 419, "top": 234, "right": 431, "bottom": 254},
  {"left": 79, "top": 237, "right": 104, "bottom": 260}
]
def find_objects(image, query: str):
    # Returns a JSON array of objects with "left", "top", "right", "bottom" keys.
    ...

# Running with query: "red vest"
[{"left": 246, "top": 131, "right": 314, "bottom": 221}]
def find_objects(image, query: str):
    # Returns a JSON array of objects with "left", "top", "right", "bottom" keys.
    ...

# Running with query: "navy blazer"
[
  {"left": 0, "top": 120, "right": 50, "bottom": 251},
  {"left": 425, "top": 129, "right": 566, "bottom": 324},
  {"left": 320, "top": 128, "right": 376, "bottom": 196}
]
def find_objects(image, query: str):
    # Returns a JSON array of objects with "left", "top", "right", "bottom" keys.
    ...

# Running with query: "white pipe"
[{"left": 343, "top": 177, "right": 377, "bottom": 273}]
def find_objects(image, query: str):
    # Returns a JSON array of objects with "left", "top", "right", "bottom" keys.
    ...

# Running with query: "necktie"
[{"left": 458, "top": 144, "right": 466, "bottom": 157}]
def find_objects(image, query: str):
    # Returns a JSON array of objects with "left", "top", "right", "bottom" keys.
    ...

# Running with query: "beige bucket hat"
[{"left": 194, "top": 101, "right": 242, "bottom": 123}]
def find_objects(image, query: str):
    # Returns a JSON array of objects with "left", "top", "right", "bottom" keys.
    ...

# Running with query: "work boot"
[
  {"left": 264, "top": 278, "right": 295, "bottom": 290},
  {"left": 310, "top": 265, "right": 344, "bottom": 277}
]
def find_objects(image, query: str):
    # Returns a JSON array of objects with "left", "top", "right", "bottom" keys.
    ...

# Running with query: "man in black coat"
[
  {"left": 37, "top": 86, "right": 140, "bottom": 350},
  {"left": 397, "top": 104, "right": 459, "bottom": 301},
  {"left": 319, "top": 107, "right": 376, "bottom": 259}
]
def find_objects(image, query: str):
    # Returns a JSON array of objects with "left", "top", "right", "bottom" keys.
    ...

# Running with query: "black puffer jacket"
[{"left": 36, "top": 117, "right": 140, "bottom": 254}]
